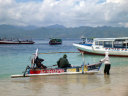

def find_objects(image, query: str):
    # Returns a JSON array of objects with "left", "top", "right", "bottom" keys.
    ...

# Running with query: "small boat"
[
  {"left": 11, "top": 49, "right": 102, "bottom": 78},
  {"left": 0, "top": 38, "right": 35, "bottom": 44},
  {"left": 73, "top": 37, "right": 128, "bottom": 57},
  {"left": 49, "top": 38, "right": 62, "bottom": 45}
]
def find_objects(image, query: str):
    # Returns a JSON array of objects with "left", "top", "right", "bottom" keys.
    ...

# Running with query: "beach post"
[{"left": 82, "top": 52, "right": 85, "bottom": 74}]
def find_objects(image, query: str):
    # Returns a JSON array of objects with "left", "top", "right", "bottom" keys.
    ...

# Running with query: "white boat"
[{"left": 73, "top": 37, "right": 128, "bottom": 57}]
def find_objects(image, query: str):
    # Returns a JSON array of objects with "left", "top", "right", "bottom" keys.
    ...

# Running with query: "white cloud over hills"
[{"left": 0, "top": 0, "right": 128, "bottom": 27}]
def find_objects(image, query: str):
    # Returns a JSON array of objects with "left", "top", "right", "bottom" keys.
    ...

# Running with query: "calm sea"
[{"left": 0, "top": 39, "right": 128, "bottom": 96}]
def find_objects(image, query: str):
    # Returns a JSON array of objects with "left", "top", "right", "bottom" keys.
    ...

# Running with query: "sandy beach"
[{"left": 0, "top": 66, "right": 128, "bottom": 96}]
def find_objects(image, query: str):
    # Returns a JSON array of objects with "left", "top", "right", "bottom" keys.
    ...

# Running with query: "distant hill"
[
  {"left": 0, "top": 24, "right": 128, "bottom": 39},
  {"left": 46, "top": 24, "right": 65, "bottom": 29}
]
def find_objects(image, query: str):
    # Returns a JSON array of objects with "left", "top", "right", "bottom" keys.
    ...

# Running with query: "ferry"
[
  {"left": 0, "top": 39, "right": 35, "bottom": 44},
  {"left": 11, "top": 49, "right": 102, "bottom": 78},
  {"left": 73, "top": 37, "right": 128, "bottom": 57}
]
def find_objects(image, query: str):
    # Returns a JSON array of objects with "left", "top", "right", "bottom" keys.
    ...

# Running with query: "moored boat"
[
  {"left": 0, "top": 39, "right": 35, "bottom": 44},
  {"left": 73, "top": 37, "right": 128, "bottom": 57},
  {"left": 49, "top": 38, "right": 62, "bottom": 45},
  {"left": 11, "top": 49, "right": 102, "bottom": 78}
]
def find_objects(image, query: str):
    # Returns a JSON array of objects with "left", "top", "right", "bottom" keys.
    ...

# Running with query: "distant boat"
[
  {"left": 73, "top": 37, "right": 128, "bottom": 57},
  {"left": 49, "top": 38, "right": 62, "bottom": 45},
  {"left": 0, "top": 39, "right": 35, "bottom": 44}
]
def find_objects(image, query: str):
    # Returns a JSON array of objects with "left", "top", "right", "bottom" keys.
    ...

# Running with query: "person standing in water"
[{"left": 100, "top": 52, "right": 111, "bottom": 75}]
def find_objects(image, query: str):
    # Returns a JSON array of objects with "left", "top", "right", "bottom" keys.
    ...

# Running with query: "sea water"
[
  {"left": 0, "top": 39, "right": 101, "bottom": 79},
  {"left": 0, "top": 39, "right": 128, "bottom": 96}
]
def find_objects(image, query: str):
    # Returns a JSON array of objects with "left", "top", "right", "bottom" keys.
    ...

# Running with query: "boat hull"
[
  {"left": 0, "top": 41, "right": 35, "bottom": 44},
  {"left": 73, "top": 43, "right": 128, "bottom": 57},
  {"left": 29, "top": 68, "right": 65, "bottom": 74},
  {"left": 11, "top": 71, "right": 99, "bottom": 78},
  {"left": 49, "top": 42, "right": 62, "bottom": 45}
]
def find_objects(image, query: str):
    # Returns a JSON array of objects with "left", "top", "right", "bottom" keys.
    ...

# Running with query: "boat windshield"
[
  {"left": 104, "top": 41, "right": 113, "bottom": 48},
  {"left": 94, "top": 38, "right": 128, "bottom": 48},
  {"left": 113, "top": 40, "right": 126, "bottom": 48}
]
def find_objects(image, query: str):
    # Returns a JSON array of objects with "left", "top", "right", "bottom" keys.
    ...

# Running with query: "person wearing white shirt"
[{"left": 100, "top": 52, "right": 111, "bottom": 75}]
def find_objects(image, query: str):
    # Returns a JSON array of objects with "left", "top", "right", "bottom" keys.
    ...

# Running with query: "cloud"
[{"left": 0, "top": 0, "right": 128, "bottom": 27}]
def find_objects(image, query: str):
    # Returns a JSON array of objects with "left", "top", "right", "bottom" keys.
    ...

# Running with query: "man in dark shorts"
[{"left": 100, "top": 52, "right": 111, "bottom": 75}]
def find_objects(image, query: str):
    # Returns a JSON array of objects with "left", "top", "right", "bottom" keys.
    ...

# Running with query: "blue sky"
[{"left": 0, "top": 0, "right": 128, "bottom": 27}]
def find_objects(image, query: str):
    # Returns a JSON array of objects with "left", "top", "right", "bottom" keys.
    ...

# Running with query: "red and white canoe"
[
  {"left": 11, "top": 49, "right": 102, "bottom": 78},
  {"left": 11, "top": 62, "right": 102, "bottom": 78}
]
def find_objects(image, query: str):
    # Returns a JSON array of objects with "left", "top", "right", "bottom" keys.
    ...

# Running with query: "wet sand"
[{"left": 0, "top": 66, "right": 128, "bottom": 96}]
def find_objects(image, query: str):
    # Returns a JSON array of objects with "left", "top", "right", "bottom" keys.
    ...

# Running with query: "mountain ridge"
[{"left": 0, "top": 24, "right": 128, "bottom": 39}]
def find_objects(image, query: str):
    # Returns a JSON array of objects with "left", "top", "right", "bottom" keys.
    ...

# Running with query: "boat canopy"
[
  {"left": 94, "top": 37, "right": 128, "bottom": 42},
  {"left": 93, "top": 37, "right": 128, "bottom": 48}
]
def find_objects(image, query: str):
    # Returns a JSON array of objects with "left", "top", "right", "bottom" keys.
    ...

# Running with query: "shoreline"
[{"left": 0, "top": 66, "right": 128, "bottom": 96}]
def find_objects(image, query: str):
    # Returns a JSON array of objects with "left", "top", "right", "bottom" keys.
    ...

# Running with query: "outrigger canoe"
[
  {"left": 11, "top": 49, "right": 102, "bottom": 78},
  {"left": 11, "top": 63, "right": 102, "bottom": 78}
]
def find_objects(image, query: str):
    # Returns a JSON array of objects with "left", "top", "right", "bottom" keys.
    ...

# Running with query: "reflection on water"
[{"left": 104, "top": 75, "right": 111, "bottom": 84}]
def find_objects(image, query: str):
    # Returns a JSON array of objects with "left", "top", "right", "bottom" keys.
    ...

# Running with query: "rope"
[{"left": 39, "top": 52, "right": 80, "bottom": 54}]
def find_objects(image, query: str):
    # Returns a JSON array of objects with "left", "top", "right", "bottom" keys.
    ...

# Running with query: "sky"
[{"left": 0, "top": 0, "right": 128, "bottom": 27}]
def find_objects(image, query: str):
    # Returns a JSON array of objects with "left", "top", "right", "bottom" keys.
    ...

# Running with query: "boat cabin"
[
  {"left": 93, "top": 37, "right": 128, "bottom": 48},
  {"left": 79, "top": 37, "right": 93, "bottom": 45}
]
